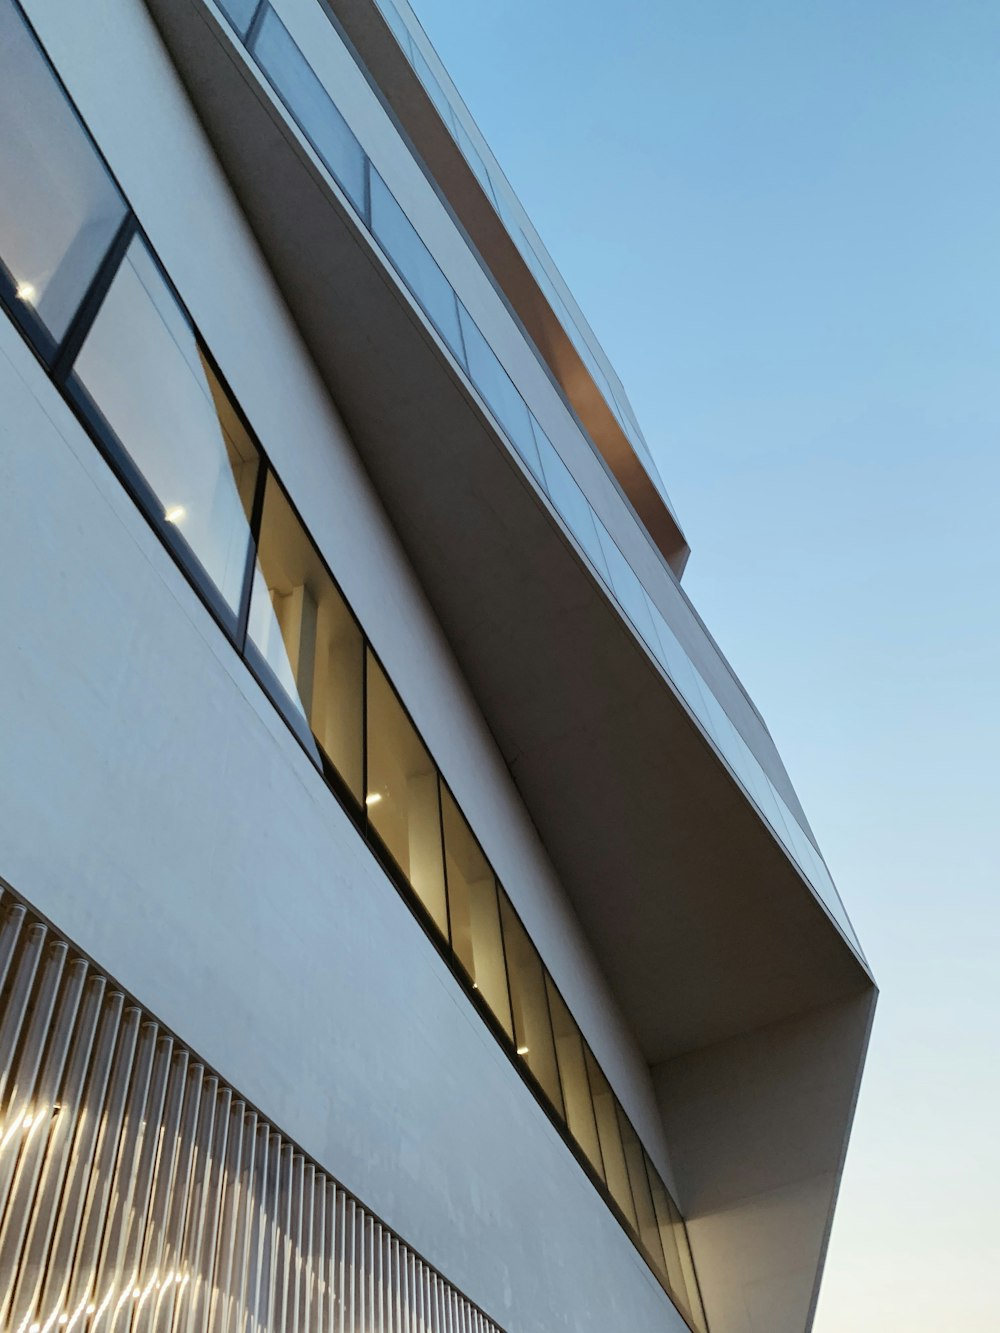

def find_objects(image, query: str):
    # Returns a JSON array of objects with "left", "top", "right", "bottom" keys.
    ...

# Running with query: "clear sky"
[{"left": 407, "top": 1, "right": 1000, "bottom": 1327}]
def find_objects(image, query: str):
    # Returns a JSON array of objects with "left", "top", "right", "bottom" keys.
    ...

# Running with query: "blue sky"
[{"left": 410, "top": 1, "right": 1000, "bottom": 1326}]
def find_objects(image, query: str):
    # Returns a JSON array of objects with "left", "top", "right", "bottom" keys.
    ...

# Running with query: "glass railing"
[
  {"left": 370, "top": 0, "right": 680, "bottom": 522},
  {"left": 0, "top": 4, "right": 709, "bottom": 1325},
  {"left": 218, "top": 0, "right": 861, "bottom": 959}
]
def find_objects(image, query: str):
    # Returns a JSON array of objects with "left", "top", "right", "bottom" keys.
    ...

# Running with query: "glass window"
[
  {"left": 544, "top": 978, "right": 604, "bottom": 1179},
  {"left": 583, "top": 1047, "right": 637, "bottom": 1228},
  {"left": 251, "top": 8, "right": 367, "bottom": 215},
  {"left": 497, "top": 893, "right": 563, "bottom": 1116},
  {"left": 530, "top": 417, "right": 610, "bottom": 581},
  {"left": 0, "top": 0, "right": 127, "bottom": 347},
  {"left": 216, "top": 0, "right": 259, "bottom": 39},
  {"left": 456, "top": 307, "right": 543, "bottom": 484},
  {"left": 365, "top": 655, "right": 448, "bottom": 935},
  {"left": 617, "top": 1107, "right": 667, "bottom": 1279},
  {"left": 369, "top": 172, "right": 464, "bottom": 363},
  {"left": 377, "top": 0, "right": 413, "bottom": 57},
  {"left": 453, "top": 121, "right": 498, "bottom": 207},
  {"left": 647, "top": 1157, "right": 707, "bottom": 1331},
  {"left": 440, "top": 788, "right": 513, "bottom": 1039},
  {"left": 410, "top": 47, "right": 455, "bottom": 131},
  {"left": 69, "top": 238, "right": 260, "bottom": 619},
  {"left": 246, "top": 475, "right": 364, "bottom": 798},
  {"left": 594, "top": 520, "right": 660, "bottom": 652}
]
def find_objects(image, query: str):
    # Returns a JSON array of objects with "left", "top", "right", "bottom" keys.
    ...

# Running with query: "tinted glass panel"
[
  {"left": 441, "top": 788, "right": 513, "bottom": 1038},
  {"left": 617, "top": 1106, "right": 667, "bottom": 1277},
  {"left": 252, "top": 8, "right": 367, "bottom": 214},
  {"left": 498, "top": 894, "right": 563, "bottom": 1116},
  {"left": 216, "top": 0, "right": 259, "bottom": 38},
  {"left": 544, "top": 978, "right": 604, "bottom": 1179},
  {"left": 411, "top": 46, "right": 455, "bottom": 130},
  {"left": 584, "top": 1047, "right": 637, "bottom": 1228},
  {"left": 71, "top": 239, "right": 259, "bottom": 616},
  {"left": 370, "top": 171, "right": 464, "bottom": 362},
  {"left": 366, "top": 655, "right": 448, "bottom": 935},
  {"left": 247, "top": 476, "right": 364, "bottom": 798},
  {"left": 0, "top": 0, "right": 126, "bottom": 345},
  {"left": 530, "top": 417, "right": 610, "bottom": 580},
  {"left": 595, "top": 519, "right": 659, "bottom": 650},
  {"left": 457, "top": 306, "right": 543, "bottom": 483},
  {"left": 648, "top": 1157, "right": 707, "bottom": 1331}
]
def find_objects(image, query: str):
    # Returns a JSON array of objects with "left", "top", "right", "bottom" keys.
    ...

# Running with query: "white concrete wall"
[{"left": 3, "top": 0, "right": 692, "bottom": 1322}]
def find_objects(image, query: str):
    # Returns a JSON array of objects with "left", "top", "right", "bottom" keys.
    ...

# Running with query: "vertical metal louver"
[{"left": 0, "top": 887, "right": 501, "bottom": 1333}]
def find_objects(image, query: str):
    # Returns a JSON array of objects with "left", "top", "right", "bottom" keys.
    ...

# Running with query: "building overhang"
[{"left": 147, "top": 0, "right": 871, "bottom": 1070}]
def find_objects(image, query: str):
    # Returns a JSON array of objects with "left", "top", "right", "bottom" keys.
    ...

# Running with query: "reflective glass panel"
[
  {"left": 530, "top": 417, "right": 610, "bottom": 580},
  {"left": 595, "top": 520, "right": 659, "bottom": 651},
  {"left": 369, "top": 171, "right": 464, "bottom": 362},
  {"left": 377, "top": 0, "right": 413, "bottom": 56},
  {"left": 71, "top": 239, "right": 259, "bottom": 616},
  {"left": 252, "top": 8, "right": 367, "bottom": 214},
  {"left": 498, "top": 893, "right": 563, "bottom": 1116},
  {"left": 441, "top": 788, "right": 513, "bottom": 1038},
  {"left": 584, "top": 1047, "right": 637, "bottom": 1228},
  {"left": 216, "top": 0, "right": 259, "bottom": 38},
  {"left": 365, "top": 655, "right": 448, "bottom": 935},
  {"left": 457, "top": 306, "right": 543, "bottom": 483},
  {"left": 411, "top": 46, "right": 455, "bottom": 130},
  {"left": 0, "top": 0, "right": 126, "bottom": 345},
  {"left": 544, "top": 978, "right": 604, "bottom": 1179},
  {"left": 454, "top": 121, "right": 498, "bottom": 206},
  {"left": 647, "top": 1158, "right": 707, "bottom": 1331},
  {"left": 247, "top": 476, "right": 364, "bottom": 798},
  {"left": 617, "top": 1106, "right": 667, "bottom": 1278}
]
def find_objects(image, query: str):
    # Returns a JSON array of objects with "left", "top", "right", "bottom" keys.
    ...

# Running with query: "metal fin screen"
[{"left": 0, "top": 887, "right": 501, "bottom": 1333}]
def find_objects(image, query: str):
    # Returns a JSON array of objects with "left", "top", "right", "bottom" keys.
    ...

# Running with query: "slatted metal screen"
[{"left": 0, "top": 887, "right": 502, "bottom": 1333}]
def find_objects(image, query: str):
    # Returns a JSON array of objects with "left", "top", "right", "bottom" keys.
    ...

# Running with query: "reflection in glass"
[
  {"left": 247, "top": 476, "right": 364, "bottom": 798},
  {"left": 441, "top": 789, "right": 513, "bottom": 1039},
  {"left": 648, "top": 1156, "right": 707, "bottom": 1331},
  {"left": 366, "top": 655, "right": 448, "bottom": 935},
  {"left": 0, "top": 0, "right": 127, "bottom": 345},
  {"left": 545, "top": 979, "right": 604, "bottom": 1179},
  {"left": 216, "top": 0, "right": 259, "bottom": 39},
  {"left": 617, "top": 1107, "right": 667, "bottom": 1277},
  {"left": 595, "top": 519, "right": 659, "bottom": 651},
  {"left": 457, "top": 307, "right": 543, "bottom": 484},
  {"left": 530, "top": 417, "right": 610, "bottom": 581},
  {"left": 71, "top": 239, "right": 259, "bottom": 615},
  {"left": 584, "top": 1047, "right": 637, "bottom": 1229},
  {"left": 498, "top": 894, "right": 563, "bottom": 1116},
  {"left": 252, "top": 8, "right": 367, "bottom": 213},
  {"left": 370, "top": 171, "right": 465, "bottom": 362}
]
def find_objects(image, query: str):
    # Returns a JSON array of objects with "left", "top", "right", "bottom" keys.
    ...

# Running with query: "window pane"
[
  {"left": 583, "top": 1047, "right": 637, "bottom": 1228},
  {"left": 0, "top": 0, "right": 126, "bottom": 345},
  {"left": 70, "top": 238, "right": 259, "bottom": 616},
  {"left": 544, "top": 978, "right": 604, "bottom": 1179},
  {"left": 616, "top": 1106, "right": 667, "bottom": 1279},
  {"left": 369, "top": 172, "right": 464, "bottom": 363},
  {"left": 530, "top": 417, "right": 610, "bottom": 581},
  {"left": 216, "top": 0, "right": 259, "bottom": 38},
  {"left": 252, "top": 8, "right": 367, "bottom": 215},
  {"left": 411, "top": 46, "right": 455, "bottom": 131},
  {"left": 497, "top": 893, "right": 563, "bottom": 1116},
  {"left": 247, "top": 475, "right": 364, "bottom": 798},
  {"left": 595, "top": 519, "right": 659, "bottom": 651},
  {"left": 456, "top": 307, "right": 543, "bottom": 484},
  {"left": 441, "top": 789, "right": 512, "bottom": 1039},
  {"left": 365, "top": 655, "right": 448, "bottom": 935},
  {"left": 647, "top": 1158, "right": 707, "bottom": 1330}
]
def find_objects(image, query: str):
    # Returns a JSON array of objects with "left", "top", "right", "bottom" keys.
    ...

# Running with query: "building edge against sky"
[{"left": 0, "top": 0, "right": 875, "bottom": 1331}]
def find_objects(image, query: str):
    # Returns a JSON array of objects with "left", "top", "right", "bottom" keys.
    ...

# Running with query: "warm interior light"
[
  {"left": 16, "top": 280, "right": 36, "bottom": 302},
  {"left": 164, "top": 505, "right": 186, "bottom": 524},
  {"left": 365, "top": 792, "right": 382, "bottom": 806},
  {"left": 516, "top": 1045, "right": 529, "bottom": 1056}
]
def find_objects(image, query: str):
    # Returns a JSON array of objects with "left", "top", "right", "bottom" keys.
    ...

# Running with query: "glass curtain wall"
[{"left": 0, "top": 3, "right": 707, "bottom": 1326}]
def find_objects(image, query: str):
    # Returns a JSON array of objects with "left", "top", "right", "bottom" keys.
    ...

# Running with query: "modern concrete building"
[{"left": 0, "top": 0, "right": 875, "bottom": 1329}]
